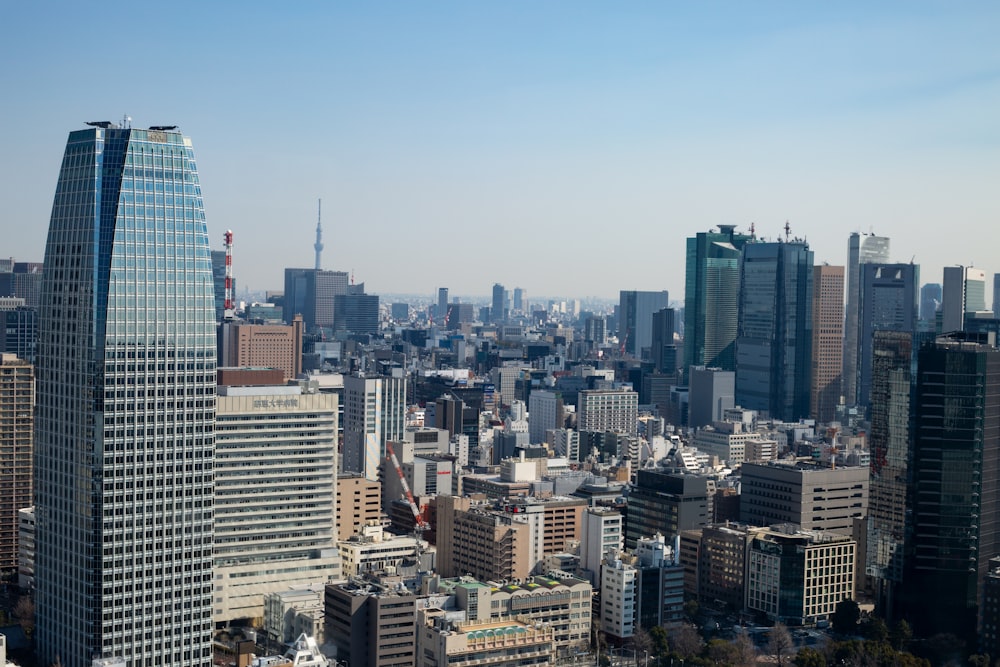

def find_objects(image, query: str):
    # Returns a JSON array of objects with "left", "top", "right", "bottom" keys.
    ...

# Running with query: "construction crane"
[
  {"left": 385, "top": 442, "right": 430, "bottom": 536},
  {"left": 223, "top": 230, "right": 235, "bottom": 320}
]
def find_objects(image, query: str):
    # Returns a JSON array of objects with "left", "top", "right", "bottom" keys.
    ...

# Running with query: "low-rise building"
[{"left": 416, "top": 616, "right": 556, "bottom": 667}]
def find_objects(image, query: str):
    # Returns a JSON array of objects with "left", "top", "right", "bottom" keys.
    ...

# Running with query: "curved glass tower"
[{"left": 35, "top": 124, "right": 216, "bottom": 667}]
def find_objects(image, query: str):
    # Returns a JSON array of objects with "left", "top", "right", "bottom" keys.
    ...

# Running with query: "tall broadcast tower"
[{"left": 314, "top": 198, "right": 324, "bottom": 270}]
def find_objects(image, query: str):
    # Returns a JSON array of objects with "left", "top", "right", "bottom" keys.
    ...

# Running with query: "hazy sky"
[{"left": 2, "top": 2, "right": 998, "bottom": 300}]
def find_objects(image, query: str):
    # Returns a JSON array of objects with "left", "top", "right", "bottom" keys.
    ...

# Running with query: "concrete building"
[
  {"left": 687, "top": 366, "right": 735, "bottom": 429},
  {"left": 435, "top": 496, "right": 532, "bottom": 582},
  {"left": 600, "top": 556, "right": 638, "bottom": 640},
  {"left": 811, "top": 264, "right": 844, "bottom": 423},
  {"left": 416, "top": 616, "right": 555, "bottom": 667},
  {"left": 626, "top": 470, "right": 710, "bottom": 549},
  {"left": 635, "top": 534, "right": 685, "bottom": 631},
  {"left": 0, "top": 355, "right": 32, "bottom": 575},
  {"left": 942, "top": 265, "right": 987, "bottom": 333},
  {"left": 483, "top": 572, "right": 592, "bottom": 655},
  {"left": 283, "top": 268, "right": 349, "bottom": 332},
  {"left": 745, "top": 525, "right": 856, "bottom": 625},
  {"left": 336, "top": 474, "right": 382, "bottom": 541},
  {"left": 528, "top": 390, "right": 564, "bottom": 445},
  {"left": 337, "top": 524, "right": 425, "bottom": 578},
  {"left": 619, "top": 290, "right": 669, "bottom": 359},
  {"left": 579, "top": 508, "right": 624, "bottom": 586},
  {"left": 695, "top": 523, "right": 756, "bottom": 612},
  {"left": 740, "top": 461, "right": 869, "bottom": 535},
  {"left": 325, "top": 575, "right": 417, "bottom": 667},
  {"left": 263, "top": 585, "right": 327, "bottom": 646},
  {"left": 17, "top": 506, "right": 33, "bottom": 590},
  {"left": 214, "top": 385, "right": 340, "bottom": 625},
  {"left": 218, "top": 315, "right": 303, "bottom": 382},
  {"left": 577, "top": 389, "right": 638, "bottom": 436},
  {"left": 342, "top": 373, "right": 406, "bottom": 481},
  {"left": 691, "top": 421, "right": 756, "bottom": 467}
]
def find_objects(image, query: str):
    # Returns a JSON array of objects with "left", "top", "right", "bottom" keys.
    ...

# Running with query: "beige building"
[
  {"left": 811, "top": 265, "right": 845, "bottom": 424},
  {"left": 337, "top": 474, "right": 382, "bottom": 540},
  {"left": 337, "top": 523, "right": 426, "bottom": 578},
  {"left": 436, "top": 496, "right": 532, "bottom": 582},
  {"left": 417, "top": 615, "right": 555, "bottom": 667},
  {"left": 0, "top": 354, "right": 32, "bottom": 574}
]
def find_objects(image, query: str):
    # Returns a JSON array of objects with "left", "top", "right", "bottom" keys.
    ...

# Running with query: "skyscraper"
[
  {"left": 942, "top": 265, "right": 987, "bottom": 332},
  {"left": 810, "top": 265, "right": 844, "bottom": 423},
  {"left": 35, "top": 124, "right": 216, "bottom": 666},
  {"left": 436, "top": 287, "right": 449, "bottom": 321},
  {"left": 683, "top": 225, "right": 753, "bottom": 375},
  {"left": 0, "top": 354, "right": 32, "bottom": 576},
  {"left": 491, "top": 282, "right": 507, "bottom": 323},
  {"left": 843, "top": 232, "right": 890, "bottom": 407},
  {"left": 619, "top": 290, "right": 670, "bottom": 359},
  {"left": 342, "top": 373, "right": 406, "bottom": 481},
  {"left": 283, "top": 268, "right": 348, "bottom": 331},
  {"left": 735, "top": 240, "right": 814, "bottom": 421},
  {"left": 902, "top": 333, "right": 1000, "bottom": 643},
  {"left": 854, "top": 263, "right": 918, "bottom": 409},
  {"left": 919, "top": 282, "right": 942, "bottom": 324}
]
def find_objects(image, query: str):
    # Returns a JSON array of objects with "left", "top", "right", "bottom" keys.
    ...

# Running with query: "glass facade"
[{"left": 35, "top": 126, "right": 216, "bottom": 667}]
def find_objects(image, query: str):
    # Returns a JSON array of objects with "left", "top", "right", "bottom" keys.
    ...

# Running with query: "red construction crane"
[{"left": 385, "top": 442, "right": 429, "bottom": 534}]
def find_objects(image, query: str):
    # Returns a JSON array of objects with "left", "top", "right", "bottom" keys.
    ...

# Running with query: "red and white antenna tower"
[{"left": 223, "top": 229, "right": 235, "bottom": 320}]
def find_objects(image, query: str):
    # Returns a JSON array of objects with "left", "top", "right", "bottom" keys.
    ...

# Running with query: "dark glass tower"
[
  {"left": 735, "top": 240, "right": 814, "bottom": 422},
  {"left": 35, "top": 124, "right": 216, "bottom": 666},
  {"left": 902, "top": 333, "right": 1000, "bottom": 644},
  {"left": 683, "top": 225, "right": 753, "bottom": 375}
]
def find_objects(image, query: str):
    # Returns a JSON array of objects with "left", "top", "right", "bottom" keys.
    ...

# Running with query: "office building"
[
  {"left": 0, "top": 306, "right": 38, "bottom": 365},
  {"left": 333, "top": 286, "right": 379, "bottom": 335},
  {"left": 210, "top": 249, "right": 235, "bottom": 323},
  {"left": 684, "top": 225, "right": 754, "bottom": 374},
  {"left": 687, "top": 366, "right": 735, "bottom": 429},
  {"left": 626, "top": 470, "right": 710, "bottom": 549},
  {"left": 18, "top": 506, "right": 35, "bottom": 590},
  {"left": 811, "top": 264, "right": 844, "bottom": 423},
  {"left": 695, "top": 523, "right": 756, "bottom": 612},
  {"left": 600, "top": 556, "right": 638, "bottom": 640},
  {"left": 920, "top": 283, "right": 942, "bottom": 323},
  {"left": 435, "top": 495, "right": 532, "bottom": 582},
  {"left": 326, "top": 575, "right": 417, "bottom": 667},
  {"left": 650, "top": 307, "right": 678, "bottom": 375},
  {"left": 213, "top": 384, "right": 340, "bottom": 625},
  {"left": 902, "top": 333, "right": 1000, "bottom": 643},
  {"left": 283, "top": 268, "right": 348, "bottom": 332},
  {"left": 0, "top": 355, "right": 32, "bottom": 575},
  {"left": 492, "top": 282, "right": 507, "bottom": 323},
  {"left": 336, "top": 474, "right": 382, "bottom": 541},
  {"left": 735, "top": 240, "right": 814, "bottom": 421},
  {"left": 619, "top": 290, "right": 669, "bottom": 359},
  {"left": 436, "top": 287, "right": 448, "bottom": 321},
  {"left": 0, "top": 262, "right": 43, "bottom": 308},
  {"left": 866, "top": 331, "right": 913, "bottom": 618},
  {"left": 854, "top": 263, "right": 918, "bottom": 408},
  {"left": 35, "top": 124, "right": 216, "bottom": 666},
  {"left": 528, "top": 389, "right": 564, "bottom": 444},
  {"left": 390, "top": 302, "right": 409, "bottom": 321},
  {"left": 577, "top": 389, "right": 638, "bottom": 436},
  {"left": 635, "top": 534, "right": 685, "bottom": 630},
  {"left": 342, "top": 373, "right": 406, "bottom": 481},
  {"left": 746, "top": 526, "right": 856, "bottom": 625},
  {"left": 417, "top": 615, "right": 555, "bottom": 667},
  {"left": 579, "top": 508, "right": 623, "bottom": 586},
  {"left": 843, "top": 232, "right": 890, "bottom": 407},
  {"left": 740, "top": 462, "right": 869, "bottom": 535},
  {"left": 941, "top": 265, "right": 987, "bottom": 332},
  {"left": 512, "top": 287, "right": 526, "bottom": 314}
]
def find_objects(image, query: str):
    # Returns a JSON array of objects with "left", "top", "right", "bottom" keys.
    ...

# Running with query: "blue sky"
[{"left": 1, "top": 2, "right": 998, "bottom": 300}]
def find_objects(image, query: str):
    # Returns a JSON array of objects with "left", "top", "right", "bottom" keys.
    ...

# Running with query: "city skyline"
[{"left": 2, "top": 3, "right": 999, "bottom": 298}]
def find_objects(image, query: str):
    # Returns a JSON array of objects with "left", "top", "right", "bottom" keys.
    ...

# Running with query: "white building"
[
  {"left": 214, "top": 385, "right": 341, "bottom": 624},
  {"left": 579, "top": 508, "right": 623, "bottom": 588},
  {"left": 578, "top": 389, "right": 638, "bottom": 436},
  {"left": 17, "top": 507, "right": 34, "bottom": 590},
  {"left": 338, "top": 524, "right": 427, "bottom": 578},
  {"left": 529, "top": 390, "right": 563, "bottom": 445},
  {"left": 600, "top": 557, "right": 637, "bottom": 639},
  {"left": 342, "top": 373, "right": 406, "bottom": 481}
]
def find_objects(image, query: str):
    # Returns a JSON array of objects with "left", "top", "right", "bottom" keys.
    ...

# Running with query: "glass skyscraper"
[{"left": 35, "top": 123, "right": 216, "bottom": 667}]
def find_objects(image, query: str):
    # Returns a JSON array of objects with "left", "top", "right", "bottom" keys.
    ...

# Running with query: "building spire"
[{"left": 314, "top": 198, "right": 324, "bottom": 270}]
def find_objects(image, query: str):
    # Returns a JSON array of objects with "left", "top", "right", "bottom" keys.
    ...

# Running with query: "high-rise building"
[
  {"left": 577, "top": 389, "right": 638, "bottom": 436},
  {"left": 843, "top": 232, "right": 890, "bottom": 407},
  {"left": 687, "top": 366, "right": 735, "bottom": 429},
  {"left": 650, "top": 307, "right": 678, "bottom": 375},
  {"left": 854, "top": 263, "right": 918, "bottom": 409},
  {"left": 866, "top": 330, "right": 913, "bottom": 619},
  {"left": 436, "top": 287, "right": 448, "bottom": 321},
  {"left": 333, "top": 286, "right": 379, "bottom": 335},
  {"left": 218, "top": 314, "right": 304, "bottom": 382},
  {"left": 283, "top": 268, "right": 348, "bottom": 332},
  {"left": 527, "top": 389, "right": 564, "bottom": 445},
  {"left": 336, "top": 474, "right": 382, "bottom": 541},
  {"left": 684, "top": 225, "right": 754, "bottom": 375},
  {"left": 810, "top": 265, "right": 844, "bottom": 423},
  {"left": 0, "top": 262, "right": 44, "bottom": 308},
  {"left": 735, "top": 240, "right": 814, "bottom": 421},
  {"left": 626, "top": 470, "right": 709, "bottom": 549},
  {"left": 902, "top": 333, "right": 1000, "bottom": 643},
  {"left": 213, "top": 384, "right": 340, "bottom": 624},
  {"left": 210, "top": 249, "right": 235, "bottom": 323},
  {"left": 491, "top": 282, "right": 507, "bottom": 323},
  {"left": 942, "top": 265, "right": 987, "bottom": 332},
  {"left": 0, "top": 354, "right": 32, "bottom": 576},
  {"left": 512, "top": 287, "right": 526, "bottom": 314},
  {"left": 342, "top": 373, "right": 406, "bottom": 481},
  {"left": 0, "top": 305, "right": 38, "bottom": 365},
  {"left": 619, "top": 290, "right": 669, "bottom": 359},
  {"left": 35, "top": 124, "right": 216, "bottom": 666},
  {"left": 920, "top": 282, "right": 942, "bottom": 323}
]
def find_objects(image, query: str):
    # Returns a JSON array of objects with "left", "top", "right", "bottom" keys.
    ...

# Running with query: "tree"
[
  {"left": 832, "top": 598, "right": 861, "bottom": 635},
  {"left": 793, "top": 646, "right": 826, "bottom": 667},
  {"left": 670, "top": 623, "right": 705, "bottom": 659},
  {"left": 862, "top": 616, "right": 888, "bottom": 643},
  {"left": 731, "top": 633, "right": 758, "bottom": 667},
  {"left": 768, "top": 622, "right": 795, "bottom": 667},
  {"left": 889, "top": 619, "right": 912, "bottom": 652},
  {"left": 14, "top": 594, "right": 35, "bottom": 636},
  {"left": 707, "top": 638, "right": 737, "bottom": 665},
  {"left": 649, "top": 625, "right": 671, "bottom": 660},
  {"left": 684, "top": 598, "right": 700, "bottom": 621}
]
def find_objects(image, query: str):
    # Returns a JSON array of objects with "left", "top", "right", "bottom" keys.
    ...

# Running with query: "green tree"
[
  {"left": 793, "top": 646, "right": 827, "bottom": 667},
  {"left": 707, "top": 638, "right": 737, "bottom": 665},
  {"left": 862, "top": 616, "right": 888, "bottom": 643},
  {"left": 832, "top": 598, "right": 861, "bottom": 635},
  {"left": 889, "top": 619, "right": 913, "bottom": 652}
]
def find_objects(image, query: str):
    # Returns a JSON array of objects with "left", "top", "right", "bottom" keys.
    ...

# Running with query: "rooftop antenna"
[
  {"left": 122, "top": 114, "right": 132, "bottom": 129},
  {"left": 749, "top": 222, "right": 756, "bottom": 239},
  {"left": 784, "top": 220, "right": 791, "bottom": 242},
  {"left": 313, "top": 198, "right": 324, "bottom": 271},
  {"left": 223, "top": 230, "right": 235, "bottom": 320}
]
